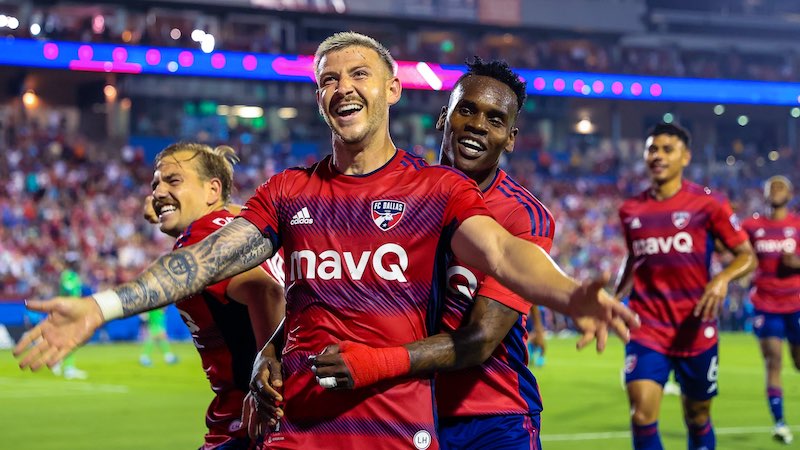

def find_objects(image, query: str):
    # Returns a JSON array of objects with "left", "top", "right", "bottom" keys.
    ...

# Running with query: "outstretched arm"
[
  {"left": 14, "top": 218, "right": 273, "bottom": 370},
  {"left": 451, "top": 215, "right": 638, "bottom": 349}
]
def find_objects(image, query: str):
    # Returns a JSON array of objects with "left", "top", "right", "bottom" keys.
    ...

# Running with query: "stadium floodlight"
[
  {"left": 191, "top": 29, "right": 205, "bottom": 42},
  {"left": 7, "top": 16, "right": 18, "bottom": 30},
  {"left": 663, "top": 113, "right": 674, "bottom": 123},
  {"left": 769, "top": 151, "right": 780, "bottom": 161},
  {"left": 234, "top": 106, "right": 263, "bottom": 119},
  {"left": 30, "top": 23, "right": 41, "bottom": 36},
  {"left": 0, "top": 15, "right": 8, "bottom": 28},
  {"left": 170, "top": 28, "right": 181, "bottom": 40},
  {"left": 278, "top": 107, "right": 298, "bottom": 119},
  {"left": 791, "top": 107, "right": 800, "bottom": 118},
  {"left": 576, "top": 118, "right": 593, "bottom": 134},
  {"left": 200, "top": 34, "right": 215, "bottom": 54},
  {"left": 713, "top": 104, "right": 725, "bottom": 115},
  {"left": 737, "top": 115, "right": 749, "bottom": 126}
]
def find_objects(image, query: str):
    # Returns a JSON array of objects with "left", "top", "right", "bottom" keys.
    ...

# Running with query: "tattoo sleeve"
[
  {"left": 406, "top": 296, "right": 519, "bottom": 374},
  {"left": 114, "top": 218, "right": 274, "bottom": 315}
]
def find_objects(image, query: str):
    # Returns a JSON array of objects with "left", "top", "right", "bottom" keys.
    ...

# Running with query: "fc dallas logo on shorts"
[
  {"left": 371, "top": 200, "right": 406, "bottom": 231},
  {"left": 624, "top": 354, "right": 638, "bottom": 374},
  {"left": 672, "top": 211, "right": 691, "bottom": 229}
]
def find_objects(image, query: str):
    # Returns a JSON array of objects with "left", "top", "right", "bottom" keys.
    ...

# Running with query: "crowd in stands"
[{"left": 2, "top": 109, "right": 794, "bottom": 335}]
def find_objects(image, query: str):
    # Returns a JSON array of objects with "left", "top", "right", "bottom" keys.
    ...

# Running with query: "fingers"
[
  {"left": 268, "top": 360, "right": 283, "bottom": 390},
  {"left": 13, "top": 327, "right": 42, "bottom": 357},
  {"left": 609, "top": 317, "right": 630, "bottom": 343},
  {"left": 693, "top": 294, "right": 708, "bottom": 317},
  {"left": 316, "top": 375, "right": 353, "bottom": 390},
  {"left": 609, "top": 301, "right": 640, "bottom": 329},
  {"left": 24, "top": 299, "right": 55, "bottom": 313},
  {"left": 595, "top": 324, "right": 608, "bottom": 353},
  {"left": 701, "top": 296, "right": 722, "bottom": 321},
  {"left": 576, "top": 328, "right": 594, "bottom": 350}
]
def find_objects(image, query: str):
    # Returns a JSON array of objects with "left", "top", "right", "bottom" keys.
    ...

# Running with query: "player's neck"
[
  {"left": 769, "top": 206, "right": 788, "bottom": 221},
  {"left": 332, "top": 132, "right": 397, "bottom": 175},
  {"left": 651, "top": 177, "right": 682, "bottom": 201},
  {"left": 469, "top": 166, "right": 499, "bottom": 191}
]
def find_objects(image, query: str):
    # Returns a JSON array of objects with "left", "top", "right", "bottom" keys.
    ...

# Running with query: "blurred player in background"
[
  {"left": 137, "top": 308, "right": 177, "bottom": 367},
  {"left": 741, "top": 175, "right": 800, "bottom": 444},
  {"left": 146, "top": 142, "right": 286, "bottom": 449},
  {"left": 16, "top": 33, "right": 637, "bottom": 450},
  {"left": 614, "top": 122, "right": 756, "bottom": 450},
  {"left": 52, "top": 255, "right": 88, "bottom": 380},
  {"left": 527, "top": 305, "right": 547, "bottom": 368}
]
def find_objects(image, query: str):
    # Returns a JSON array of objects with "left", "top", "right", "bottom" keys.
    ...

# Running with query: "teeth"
[
  {"left": 336, "top": 104, "right": 362, "bottom": 114},
  {"left": 159, "top": 205, "right": 177, "bottom": 216},
  {"left": 459, "top": 138, "right": 484, "bottom": 151}
]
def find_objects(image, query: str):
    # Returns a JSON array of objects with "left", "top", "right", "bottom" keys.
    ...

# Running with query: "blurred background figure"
[
  {"left": 138, "top": 308, "right": 178, "bottom": 367},
  {"left": 52, "top": 252, "right": 88, "bottom": 380}
]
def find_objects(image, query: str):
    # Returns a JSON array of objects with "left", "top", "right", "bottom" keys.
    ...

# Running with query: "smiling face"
[
  {"left": 437, "top": 75, "right": 518, "bottom": 180},
  {"left": 151, "top": 150, "right": 221, "bottom": 235},
  {"left": 644, "top": 133, "right": 691, "bottom": 185},
  {"left": 315, "top": 45, "right": 401, "bottom": 147}
]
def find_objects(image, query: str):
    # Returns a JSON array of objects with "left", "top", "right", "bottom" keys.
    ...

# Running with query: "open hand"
[{"left": 13, "top": 297, "right": 104, "bottom": 370}]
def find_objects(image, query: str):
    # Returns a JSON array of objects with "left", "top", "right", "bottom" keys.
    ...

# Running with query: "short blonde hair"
[
  {"left": 764, "top": 175, "right": 793, "bottom": 196},
  {"left": 155, "top": 142, "right": 239, "bottom": 203},
  {"left": 313, "top": 31, "right": 397, "bottom": 82}
]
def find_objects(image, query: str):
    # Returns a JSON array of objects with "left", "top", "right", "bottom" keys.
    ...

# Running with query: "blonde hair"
[
  {"left": 313, "top": 31, "right": 397, "bottom": 82},
  {"left": 155, "top": 142, "right": 239, "bottom": 203}
]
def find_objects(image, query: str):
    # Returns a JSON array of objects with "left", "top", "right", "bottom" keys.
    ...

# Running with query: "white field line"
[
  {"left": 542, "top": 425, "right": 800, "bottom": 441},
  {"left": 0, "top": 377, "right": 129, "bottom": 397}
]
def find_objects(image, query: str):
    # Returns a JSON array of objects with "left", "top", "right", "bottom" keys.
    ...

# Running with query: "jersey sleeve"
[
  {"left": 709, "top": 197, "right": 748, "bottom": 250},
  {"left": 442, "top": 172, "right": 492, "bottom": 228},
  {"left": 239, "top": 172, "right": 283, "bottom": 249},
  {"left": 474, "top": 204, "right": 556, "bottom": 314}
]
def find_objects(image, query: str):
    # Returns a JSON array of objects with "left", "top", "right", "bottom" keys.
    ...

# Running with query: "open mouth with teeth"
[
  {"left": 157, "top": 204, "right": 178, "bottom": 221},
  {"left": 457, "top": 137, "right": 486, "bottom": 159},
  {"left": 334, "top": 103, "right": 363, "bottom": 118}
]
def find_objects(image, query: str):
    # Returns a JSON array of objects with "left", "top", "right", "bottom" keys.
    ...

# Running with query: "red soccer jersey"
[
  {"left": 742, "top": 213, "right": 800, "bottom": 314},
  {"left": 239, "top": 150, "right": 490, "bottom": 450},
  {"left": 174, "top": 208, "right": 284, "bottom": 450},
  {"left": 618, "top": 181, "right": 748, "bottom": 357},
  {"left": 437, "top": 169, "right": 554, "bottom": 418}
]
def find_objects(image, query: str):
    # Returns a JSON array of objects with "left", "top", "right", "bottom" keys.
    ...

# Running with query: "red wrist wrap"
[{"left": 339, "top": 340, "right": 411, "bottom": 388}]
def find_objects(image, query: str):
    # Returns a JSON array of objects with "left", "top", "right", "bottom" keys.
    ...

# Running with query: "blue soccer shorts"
[
  {"left": 439, "top": 414, "right": 540, "bottom": 450},
  {"left": 624, "top": 341, "right": 719, "bottom": 401},
  {"left": 753, "top": 309, "right": 800, "bottom": 345}
]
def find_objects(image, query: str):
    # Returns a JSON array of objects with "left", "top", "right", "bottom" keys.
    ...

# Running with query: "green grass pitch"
[{"left": 1, "top": 333, "right": 797, "bottom": 449}]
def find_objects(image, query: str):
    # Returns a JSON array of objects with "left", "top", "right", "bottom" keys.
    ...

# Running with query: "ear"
[
  {"left": 435, "top": 106, "right": 448, "bottom": 131},
  {"left": 206, "top": 178, "right": 222, "bottom": 206},
  {"left": 505, "top": 127, "right": 519, "bottom": 154},
  {"left": 682, "top": 147, "right": 692, "bottom": 167},
  {"left": 386, "top": 76, "right": 402, "bottom": 106}
]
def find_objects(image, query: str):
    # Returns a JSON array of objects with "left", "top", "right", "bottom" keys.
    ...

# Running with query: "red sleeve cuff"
[{"left": 477, "top": 276, "right": 530, "bottom": 314}]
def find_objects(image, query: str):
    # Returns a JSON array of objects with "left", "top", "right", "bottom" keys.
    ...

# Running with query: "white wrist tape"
[{"left": 92, "top": 290, "right": 124, "bottom": 321}]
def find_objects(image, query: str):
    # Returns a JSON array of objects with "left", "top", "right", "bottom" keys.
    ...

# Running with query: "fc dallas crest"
[
  {"left": 672, "top": 211, "right": 691, "bottom": 229},
  {"left": 371, "top": 200, "right": 406, "bottom": 231}
]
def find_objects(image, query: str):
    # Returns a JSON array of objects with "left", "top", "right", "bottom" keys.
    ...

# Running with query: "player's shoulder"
[
  {"left": 683, "top": 180, "right": 728, "bottom": 204},
  {"left": 492, "top": 171, "right": 552, "bottom": 215},
  {"left": 175, "top": 210, "right": 235, "bottom": 247},
  {"left": 741, "top": 213, "right": 762, "bottom": 229},
  {"left": 619, "top": 189, "right": 650, "bottom": 212}
]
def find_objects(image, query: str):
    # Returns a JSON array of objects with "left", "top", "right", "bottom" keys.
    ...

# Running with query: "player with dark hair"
[
  {"left": 15, "top": 33, "right": 637, "bottom": 450},
  {"left": 615, "top": 122, "right": 756, "bottom": 450},
  {"left": 742, "top": 175, "right": 800, "bottom": 444}
]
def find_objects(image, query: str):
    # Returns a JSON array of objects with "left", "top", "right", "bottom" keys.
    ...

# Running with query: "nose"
[
  {"left": 335, "top": 75, "right": 355, "bottom": 96},
  {"left": 153, "top": 181, "right": 169, "bottom": 199},
  {"left": 465, "top": 113, "right": 488, "bottom": 135}
]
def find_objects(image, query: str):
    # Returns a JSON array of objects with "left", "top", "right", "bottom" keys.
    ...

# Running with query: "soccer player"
[
  {"left": 528, "top": 305, "right": 547, "bottom": 368},
  {"left": 614, "top": 122, "right": 756, "bottom": 450},
  {"left": 306, "top": 58, "right": 568, "bottom": 449},
  {"left": 137, "top": 308, "right": 178, "bottom": 366},
  {"left": 15, "top": 32, "right": 637, "bottom": 450},
  {"left": 53, "top": 256, "right": 88, "bottom": 380},
  {"left": 149, "top": 142, "right": 286, "bottom": 449},
  {"left": 741, "top": 175, "right": 800, "bottom": 444}
]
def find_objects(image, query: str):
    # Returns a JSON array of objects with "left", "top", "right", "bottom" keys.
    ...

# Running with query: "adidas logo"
[
  {"left": 631, "top": 217, "right": 642, "bottom": 229},
  {"left": 290, "top": 207, "right": 314, "bottom": 225}
]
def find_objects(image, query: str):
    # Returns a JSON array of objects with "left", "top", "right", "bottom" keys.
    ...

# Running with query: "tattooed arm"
[
  {"left": 115, "top": 218, "right": 273, "bottom": 314},
  {"left": 14, "top": 218, "right": 273, "bottom": 370}
]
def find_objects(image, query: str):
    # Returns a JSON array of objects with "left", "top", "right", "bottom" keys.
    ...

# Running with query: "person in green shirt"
[
  {"left": 54, "top": 258, "right": 88, "bottom": 380},
  {"left": 139, "top": 308, "right": 178, "bottom": 366}
]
